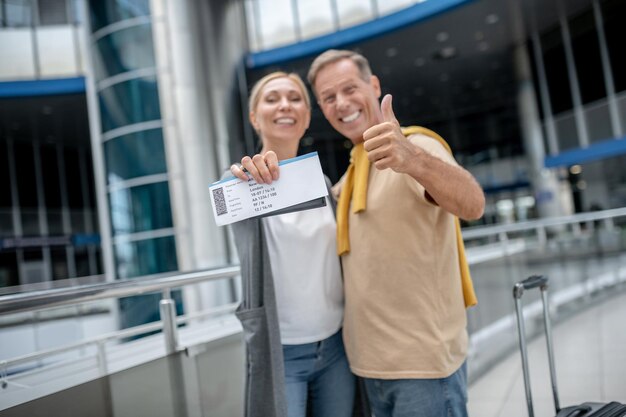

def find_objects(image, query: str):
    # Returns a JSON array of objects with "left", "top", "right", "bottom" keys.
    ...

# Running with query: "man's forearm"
[{"left": 407, "top": 149, "right": 485, "bottom": 220}]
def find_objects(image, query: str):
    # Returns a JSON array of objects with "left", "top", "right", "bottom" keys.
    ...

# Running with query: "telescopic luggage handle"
[
  {"left": 513, "top": 275, "right": 560, "bottom": 417},
  {"left": 513, "top": 275, "right": 548, "bottom": 298}
]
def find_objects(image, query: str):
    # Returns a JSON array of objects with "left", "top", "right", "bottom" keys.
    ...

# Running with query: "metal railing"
[
  {"left": 463, "top": 206, "right": 626, "bottom": 243},
  {"left": 2, "top": 207, "right": 626, "bottom": 409},
  {"left": 0, "top": 266, "right": 239, "bottom": 315},
  {"left": 0, "top": 265, "right": 242, "bottom": 412},
  {"left": 2, "top": 301, "right": 240, "bottom": 378},
  {"left": 0, "top": 265, "right": 240, "bottom": 363},
  {"left": 461, "top": 207, "right": 626, "bottom": 383}
]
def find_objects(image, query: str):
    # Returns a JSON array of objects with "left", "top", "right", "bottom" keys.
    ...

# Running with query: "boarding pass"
[{"left": 209, "top": 152, "right": 329, "bottom": 226}]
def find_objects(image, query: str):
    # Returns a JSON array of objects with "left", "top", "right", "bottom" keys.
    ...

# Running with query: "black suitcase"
[{"left": 513, "top": 275, "right": 626, "bottom": 417}]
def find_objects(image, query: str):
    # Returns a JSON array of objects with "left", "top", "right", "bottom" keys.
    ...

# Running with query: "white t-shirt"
[{"left": 262, "top": 197, "right": 344, "bottom": 345}]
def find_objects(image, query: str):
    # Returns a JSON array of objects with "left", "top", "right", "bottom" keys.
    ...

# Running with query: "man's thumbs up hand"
[
  {"left": 363, "top": 94, "right": 419, "bottom": 173},
  {"left": 380, "top": 94, "right": 399, "bottom": 125}
]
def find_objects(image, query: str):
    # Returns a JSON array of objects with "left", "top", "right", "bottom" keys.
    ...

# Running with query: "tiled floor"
[{"left": 468, "top": 289, "right": 626, "bottom": 417}]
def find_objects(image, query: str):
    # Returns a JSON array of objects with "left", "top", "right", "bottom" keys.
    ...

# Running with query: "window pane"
[
  {"left": 64, "top": 147, "right": 84, "bottom": 209},
  {"left": 337, "top": 0, "right": 374, "bottom": 29},
  {"left": 22, "top": 247, "right": 42, "bottom": 261},
  {"left": 104, "top": 128, "right": 167, "bottom": 183},
  {"left": 541, "top": 28, "right": 573, "bottom": 114},
  {"left": 21, "top": 209, "right": 40, "bottom": 236},
  {"left": 50, "top": 247, "right": 68, "bottom": 280},
  {"left": 0, "top": 208, "right": 12, "bottom": 237},
  {"left": 14, "top": 142, "right": 38, "bottom": 207},
  {"left": 570, "top": 10, "right": 605, "bottom": 104},
  {"left": 257, "top": 0, "right": 297, "bottom": 48},
  {"left": 0, "top": 141, "right": 12, "bottom": 207},
  {"left": 40, "top": 144, "right": 62, "bottom": 208},
  {"left": 74, "top": 246, "right": 91, "bottom": 277},
  {"left": 555, "top": 113, "right": 579, "bottom": 151},
  {"left": 93, "top": 23, "right": 155, "bottom": 81},
  {"left": 39, "top": 0, "right": 68, "bottom": 26},
  {"left": 602, "top": 0, "right": 626, "bottom": 93},
  {"left": 0, "top": 251, "right": 19, "bottom": 288},
  {"left": 243, "top": 0, "right": 260, "bottom": 51},
  {"left": 94, "top": 246, "right": 103, "bottom": 274},
  {"left": 113, "top": 235, "right": 178, "bottom": 279},
  {"left": 47, "top": 209, "right": 64, "bottom": 235},
  {"left": 70, "top": 208, "right": 85, "bottom": 233},
  {"left": 297, "top": 0, "right": 334, "bottom": 40},
  {"left": 118, "top": 290, "right": 183, "bottom": 331},
  {"left": 377, "top": 0, "right": 413, "bottom": 15},
  {"left": 586, "top": 101, "right": 612, "bottom": 142},
  {"left": 109, "top": 181, "right": 172, "bottom": 235},
  {"left": 3, "top": 0, "right": 33, "bottom": 27},
  {"left": 88, "top": 0, "right": 150, "bottom": 32},
  {"left": 99, "top": 76, "right": 161, "bottom": 132},
  {"left": 71, "top": 0, "right": 83, "bottom": 24}
]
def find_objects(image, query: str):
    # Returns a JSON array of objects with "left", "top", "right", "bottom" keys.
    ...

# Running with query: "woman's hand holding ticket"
[{"left": 231, "top": 150, "right": 280, "bottom": 184}]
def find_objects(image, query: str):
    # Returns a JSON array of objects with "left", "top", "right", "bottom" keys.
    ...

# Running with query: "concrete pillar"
[
  {"left": 508, "top": 0, "right": 567, "bottom": 220},
  {"left": 150, "top": 0, "right": 247, "bottom": 311},
  {"left": 514, "top": 43, "right": 565, "bottom": 220}
]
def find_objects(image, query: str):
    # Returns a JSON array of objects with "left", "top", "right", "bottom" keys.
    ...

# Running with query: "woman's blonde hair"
[{"left": 248, "top": 71, "right": 311, "bottom": 114}]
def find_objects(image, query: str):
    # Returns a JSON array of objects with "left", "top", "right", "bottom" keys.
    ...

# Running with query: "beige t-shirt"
[{"left": 339, "top": 135, "right": 468, "bottom": 379}]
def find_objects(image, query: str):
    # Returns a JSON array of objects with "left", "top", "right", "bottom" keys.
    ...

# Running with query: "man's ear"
[{"left": 370, "top": 75, "right": 381, "bottom": 98}]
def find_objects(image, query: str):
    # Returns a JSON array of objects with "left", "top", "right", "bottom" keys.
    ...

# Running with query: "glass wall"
[
  {"left": 296, "top": 0, "right": 334, "bottom": 40},
  {"left": 0, "top": 0, "right": 33, "bottom": 27},
  {"left": 103, "top": 128, "right": 167, "bottom": 183},
  {"left": 601, "top": 0, "right": 626, "bottom": 94},
  {"left": 0, "top": 94, "right": 102, "bottom": 288},
  {"left": 0, "top": 0, "right": 86, "bottom": 80},
  {"left": 244, "top": 0, "right": 435, "bottom": 50},
  {"left": 244, "top": 0, "right": 626, "bottom": 223},
  {"left": 98, "top": 77, "right": 161, "bottom": 132},
  {"left": 89, "top": 0, "right": 150, "bottom": 32},
  {"left": 88, "top": 0, "right": 180, "bottom": 324},
  {"left": 93, "top": 23, "right": 155, "bottom": 80}
]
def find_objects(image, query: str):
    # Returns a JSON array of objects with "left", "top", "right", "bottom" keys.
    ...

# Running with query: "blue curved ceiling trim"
[
  {"left": 544, "top": 136, "right": 626, "bottom": 168},
  {"left": 0, "top": 77, "right": 85, "bottom": 98},
  {"left": 246, "top": 0, "right": 475, "bottom": 69}
]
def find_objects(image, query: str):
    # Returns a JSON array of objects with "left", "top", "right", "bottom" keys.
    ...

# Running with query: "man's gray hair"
[{"left": 307, "top": 49, "right": 373, "bottom": 94}]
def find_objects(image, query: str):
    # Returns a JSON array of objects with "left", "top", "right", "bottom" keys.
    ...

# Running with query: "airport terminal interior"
[{"left": 0, "top": 0, "right": 625, "bottom": 415}]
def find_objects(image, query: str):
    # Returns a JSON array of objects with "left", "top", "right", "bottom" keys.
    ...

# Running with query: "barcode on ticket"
[{"left": 212, "top": 187, "right": 228, "bottom": 216}]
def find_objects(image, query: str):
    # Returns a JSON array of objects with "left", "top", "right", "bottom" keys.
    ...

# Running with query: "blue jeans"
[
  {"left": 282, "top": 329, "right": 356, "bottom": 417},
  {"left": 363, "top": 362, "right": 468, "bottom": 417}
]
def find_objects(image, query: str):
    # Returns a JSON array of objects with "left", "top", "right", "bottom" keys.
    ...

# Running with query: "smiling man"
[{"left": 307, "top": 49, "right": 485, "bottom": 417}]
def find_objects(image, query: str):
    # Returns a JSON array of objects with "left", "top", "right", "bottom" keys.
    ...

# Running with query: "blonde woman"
[{"left": 228, "top": 72, "right": 364, "bottom": 417}]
